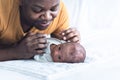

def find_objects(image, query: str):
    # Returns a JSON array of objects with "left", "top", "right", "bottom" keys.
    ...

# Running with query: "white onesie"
[{"left": 34, "top": 38, "right": 65, "bottom": 62}]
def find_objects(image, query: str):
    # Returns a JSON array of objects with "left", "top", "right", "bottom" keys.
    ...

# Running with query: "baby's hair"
[{"left": 69, "top": 42, "right": 86, "bottom": 63}]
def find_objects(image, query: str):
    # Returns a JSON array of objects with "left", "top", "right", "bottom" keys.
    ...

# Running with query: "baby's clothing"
[{"left": 34, "top": 38, "right": 65, "bottom": 62}]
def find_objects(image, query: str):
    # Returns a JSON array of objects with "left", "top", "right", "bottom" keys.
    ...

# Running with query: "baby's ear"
[{"left": 50, "top": 44, "right": 57, "bottom": 50}]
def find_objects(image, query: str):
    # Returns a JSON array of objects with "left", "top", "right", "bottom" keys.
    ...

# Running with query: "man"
[{"left": 0, "top": 0, "right": 80, "bottom": 61}]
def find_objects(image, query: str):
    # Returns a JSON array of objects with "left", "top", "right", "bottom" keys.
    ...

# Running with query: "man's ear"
[
  {"left": 19, "top": 0, "right": 27, "bottom": 6},
  {"left": 19, "top": 0, "right": 23, "bottom": 6}
]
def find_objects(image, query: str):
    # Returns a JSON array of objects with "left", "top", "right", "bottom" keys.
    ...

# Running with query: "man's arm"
[
  {"left": 0, "top": 45, "right": 24, "bottom": 61},
  {"left": 0, "top": 32, "right": 48, "bottom": 61}
]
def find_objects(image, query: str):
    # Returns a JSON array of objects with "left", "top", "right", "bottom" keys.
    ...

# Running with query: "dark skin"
[
  {"left": 0, "top": 0, "right": 80, "bottom": 61},
  {"left": 50, "top": 42, "right": 85, "bottom": 63}
]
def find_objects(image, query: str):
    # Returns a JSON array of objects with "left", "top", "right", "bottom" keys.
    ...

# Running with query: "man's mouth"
[
  {"left": 35, "top": 20, "right": 51, "bottom": 27},
  {"left": 34, "top": 20, "right": 51, "bottom": 30},
  {"left": 40, "top": 22, "right": 50, "bottom": 27}
]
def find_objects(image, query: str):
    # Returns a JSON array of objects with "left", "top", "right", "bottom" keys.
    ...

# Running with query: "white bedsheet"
[{"left": 0, "top": 30, "right": 120, "bottom": 80}]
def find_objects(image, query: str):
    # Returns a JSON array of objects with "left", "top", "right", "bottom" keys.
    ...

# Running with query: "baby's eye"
[
  {"left": 58, "top": 56, "right": 61, "bottom": 60},
  {"left": 58, "top": 46, "right": 61, "bottom": 50},
  {"left": 70, "top": 52, "right": 74, "bottom": 56}
]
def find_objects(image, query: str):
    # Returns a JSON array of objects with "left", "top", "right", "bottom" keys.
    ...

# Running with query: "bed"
[{"left": 0, "top": 0, "right": 120, "bottom": 80}]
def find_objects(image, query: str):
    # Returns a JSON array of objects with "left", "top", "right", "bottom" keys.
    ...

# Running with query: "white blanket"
[{"left": 0, "top": 31, "right": 119, "bottom": 80}]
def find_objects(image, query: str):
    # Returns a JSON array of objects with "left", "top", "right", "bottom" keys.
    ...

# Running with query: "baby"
[{"left": 34, "top": 38, "right": 86, "bottom": 63}]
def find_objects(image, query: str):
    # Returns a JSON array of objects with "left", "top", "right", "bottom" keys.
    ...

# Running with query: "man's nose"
[{"left": 40, "top": 11, "right": 52, "bottom": 21}]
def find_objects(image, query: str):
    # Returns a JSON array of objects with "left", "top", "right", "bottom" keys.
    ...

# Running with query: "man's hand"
[
  {"left": 15, "top": 32, "right": 47, "bottom": 59},
  {"left": 61, "top": 28, "right": 80, "bottom": 43}
]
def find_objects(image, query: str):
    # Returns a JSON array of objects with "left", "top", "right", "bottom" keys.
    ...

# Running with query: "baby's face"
[{"left": 50, "top": 43, "right": 75, "bottom": 62}]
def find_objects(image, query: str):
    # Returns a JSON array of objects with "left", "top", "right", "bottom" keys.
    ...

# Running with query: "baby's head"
[{"left": 50, "top": 42, "right": 86, "bottom": 63}]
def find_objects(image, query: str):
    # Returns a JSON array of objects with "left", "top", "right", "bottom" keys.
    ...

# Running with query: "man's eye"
[
  {"left": 50, "top": 7, "right": 58, "bottom": 11},
  {"left": 33, "top": 9, "right": 41, "bottom": 13},
  {"left": 51, "top": 8, "right": 57, "bottom": 11},
  {"left": 32, "top": 8, "right": 42, "bottom": 13}
]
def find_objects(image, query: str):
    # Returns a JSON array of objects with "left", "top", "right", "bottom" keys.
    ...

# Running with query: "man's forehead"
[
  {"left": 25, "top": 0, "right": 60, "bottom": 3},
  {"left": 24, "top": 0, "right": 60, "bottom": 7}
]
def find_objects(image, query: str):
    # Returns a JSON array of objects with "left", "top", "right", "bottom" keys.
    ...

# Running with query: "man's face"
[
  {"left": 20, "top": 0, "right": 60, "bottom": 30},
  {"left": 51, "top": 43, "right": 76, "bottom": 63}
]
